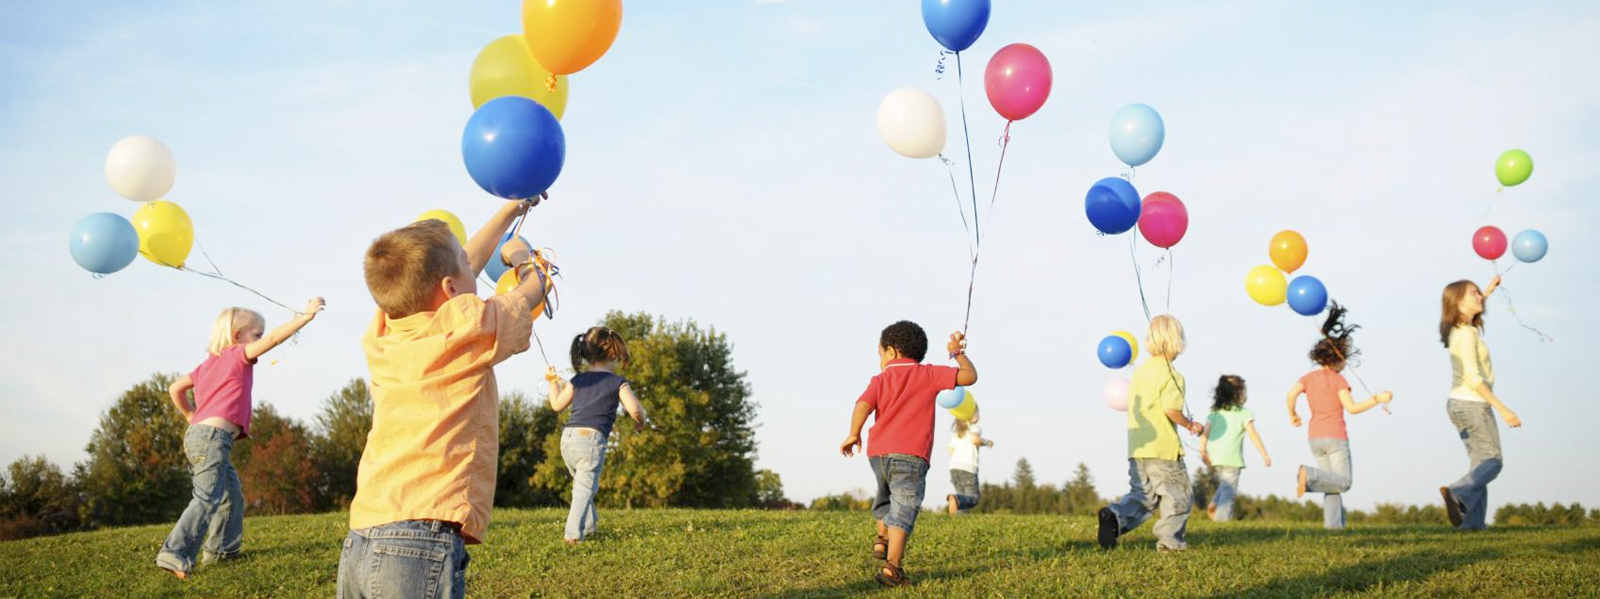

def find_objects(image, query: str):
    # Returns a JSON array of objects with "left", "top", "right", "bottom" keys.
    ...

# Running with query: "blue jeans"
[
  {"left": 561, "top": 427, "right": 608, "bottom": 541},
  {"left": 155, "top": 424, "right": 244, "bottom": 573},
  {"left": 1106, "top": 458, "right": 1191, "bottom": 550},
  {"left": 1210, "top": 466, "right": 1241, "bottom": 522},
  {"left": 870, "top": 454, "right": 929, "bottom": 535},
  {"left": 1304, "top": 438, "right": 1352, "bottom": 529},
  {"left": 337, "top": 520, "right": 469, "bottom": 599},
  {"left": 1447, "top": 399, "right": 1502, "bottom": 530},
  {"left": 950, "top": 468, "right": 980, "bottom": 513}
]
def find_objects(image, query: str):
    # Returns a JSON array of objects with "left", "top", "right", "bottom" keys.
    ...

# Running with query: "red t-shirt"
[
  {"left": 189, "top": 345, "right": 257, "bottom": 437},
  {"left": 1299, "top": 368, "right": 1350, "bottom": 440},
  {"left": 858, "top": 358, "right": 959, "bottom": 461}
]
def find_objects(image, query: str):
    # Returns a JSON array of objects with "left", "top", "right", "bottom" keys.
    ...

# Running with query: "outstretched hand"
[
  {"left": 840, "top": 434, "right": 862, "bottom": 457},
  {"left": 947, "top": 331, "right": 967, "bottom": 357}
]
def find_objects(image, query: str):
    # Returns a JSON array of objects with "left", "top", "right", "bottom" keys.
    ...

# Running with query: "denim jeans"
[
  {"left": 950, "top": 468, "right": 980, "bottom": 513},
  {"left": 1210, "top": 466, "right": 1241, "bottom": 522},
  {"left": 155, "top": 424, "right": 244, "bottom": 573},
  {"left": 1447, "top": 399, "right": 1502, "bottom": 530},
  {"left": 870, "top": 454, "right": 929, "bottom": 535},
  {"left": 1106, "top": 458, "right": 1191, "bottom": 550},
  {"left": 337, "top": 519, "right": 469, "bottom": 599},
  {"left": 1304, "top": 438, "right": 1353, "bottom": 529},
  {"left": 561, "top": 427, "right": 608, "bottom": 541}
]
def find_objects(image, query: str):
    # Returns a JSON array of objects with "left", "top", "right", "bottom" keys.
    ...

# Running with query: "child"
[
  {"left": 1438, "top": 278, "right": 1517, "bottom": 530},
  {"left": 1098, "top": 314, "right": 1205, "bottom": 552},
  {"left": 1198, "top": 375, "right": 1271, "bottom": 522},
  {"left": 946, "top": 414, "right": 993, "bottom": 515},
  {"left": 545, "top": 326, "right": 648, "bottom": 544},
  {"left": 1287, "top": 302, "right": 1392, "bottom": 530},
  {"left": 337, "top": 197, "right": 551, "bottom": 598},
  {"left": 154, "top": 298, "right": 323, "bottom": 578},
  {"left": 840, "top": 321, "right": 976, "bottom": 587}
]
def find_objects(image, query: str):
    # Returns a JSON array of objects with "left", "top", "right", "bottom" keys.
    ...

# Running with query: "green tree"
[
  {"left": 0, "top": 455, "right": 85, "bottom": 540},
  {"left": 755, "top": 469, "right": 788, "bottom": 508},
  {"left": 1012, "top": 458, "right": 1037, "bottom": 489},
  {"left": 77, "top": 373, "right": 191, "bottom": 527},
  {"left": 497, "top": 391, "right": 562, "bottom": 507},
  {"left": 235, "top": 404, "right": 320, "bottom": 515},
  {"left": 1192, "top": 466, "right": 1219, "bottom": 513},
  {"left": 312, "top": 378, "right": 372, "bottom": 508},
  {"left": 1061, "top": 463, "right": 1101, "bottom": 515}
]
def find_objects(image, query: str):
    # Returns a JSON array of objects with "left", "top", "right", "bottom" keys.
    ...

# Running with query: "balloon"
[
  {"left": 984, "top": 43, "right": 1051, "bottom": 121},
  {"left": 1473, "top": 226, "right": 1507, "bottom": 261},
  {"left": 876, "top": 87, "right": 946, "bottom": 159},
  {"left": 69, "top": 212, "right": 140, "bottom": 275},
  {"left": 485, "top": 235, "right": 531, "bottom": 283},
  {"left": 1098, "top": 335, "right": 1133, "bottom": 369},
  {"left": 1086, "top": 177, "right": 1141, "bottom": 234},
  {"left": 1137, "top": 192, "right": 1188, "bottom": 248},
  {"left": 1286, "top": 275, "right": 1328, "bottom": 316},
  {"left": 1511, "top": 229, "right": 1548, "bottom": 263},
  {"left": 494, "top": 269, "right": 550, "bottom": 316},
  {"left": 1108, "top": 104, "right": 1165, "bottom": 167},
  {"left": 1495, "top": 149, "right": 1533, "bottom": 187},
  {"left": 415, "top": 209, "right": 468, "bottom": 245},
  {"left": 920, "top": 0, "right": 990, "bottom": 52},
  {"left": 1245, "top": 265, "right": 1287, "bottom": 306},
  {"left": 950, "top": 392, "right": 978, "bottom": 421},
  {"left": 131, "top": 200, "right": 194, "bottom": 268},
  {"left": 1269, "top": 230, "right": 1308, "bottom": 273},
  {"left": 468, "top": 34, "right": 569, "bottom": 118},
  {"left": 1104, "top": 378, "right": 1130, "bottom": 412},
  {"left": 462, "top": 96, "right": 566, "bottom": 200},
  {"left": 104, "top": 135, "right": 176, "bottom": 202},
  {"left": 936, "top": 387, "right": 968, "bottom": 409},
  {"left": 521, "top": 0, "right": 622, "bottom": 76},
  {"left": 1112, "top": 330, "right": 1139, "bottom": 362}
]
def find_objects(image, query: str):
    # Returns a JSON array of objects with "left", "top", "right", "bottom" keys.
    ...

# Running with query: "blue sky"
[{"left": 3, "top": 1, "right": 1597, "bottom": 515}]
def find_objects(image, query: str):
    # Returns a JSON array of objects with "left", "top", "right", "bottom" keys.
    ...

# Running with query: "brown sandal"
[
  {"left": 871, "top": 535, "right": 888, "bottom": 560},
  {"left": 875, "top": 562, "right": 910, "bottom": 587}
]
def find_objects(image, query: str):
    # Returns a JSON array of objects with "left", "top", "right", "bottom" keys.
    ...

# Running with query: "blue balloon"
[
  {"left": 68, "top": 212, "right": 139, "bottom": 275},
  {"left": 1287, "top": 276, "right": 1329, "bottom": 316},
  {"left": 921, "top": 0, "right": 990, "bottom": 52},
  {"left": 484, "top": 235, "right": 531, "bottom": 283},
  {"left": 1511, "top": 229, "right": 1548, "bottom": 263},
  {"left": 1085, "top": 177, "right": 1142, "bottom": 234},
  {"left": 936, "top": 387, "right": 968, "bottom": 409},
  {"left": 1108, "top": 104, "right": 1165, "bottom": 167},
  {"left": 462, "top": 96, "right": 566, "bottom": 200},
  {"left": 1097, "top": 335, "right": 1133, "bottom": 369}
]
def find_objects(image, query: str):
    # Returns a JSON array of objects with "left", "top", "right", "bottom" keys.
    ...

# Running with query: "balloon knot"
[
  {"left": 546, "top": 74, "right": 558, "bottom": 92},
  {"left": 934, "top": 50, "right": 956, "bottom": 79}
]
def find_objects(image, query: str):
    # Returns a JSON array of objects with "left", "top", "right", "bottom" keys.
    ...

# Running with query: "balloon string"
[
  {"left": 1121, "top": 165, "right": 1137, "bottom": 181},
  {"left": 1165, "top": 249, "right": 1174, "bottom": 313},
  {"left": 178, "top": 242, "right": 302, "bottom": 315},
  {"left": 1493, "top": 282, "right": 1554, "bottom": 343},
  {"left": 933, "top": 50, "right": 955, "bottom": 79},
  {"left": 1127, "top": 233, "right": 1195, "bottom": 444},
  {"left": 545, "top": 74, "right": 558, "bottom": 92},
  {"left": 1312, "top": 310, "right": 1387, "bottom": 414},
  {"left": 1129, "top": 234, "right": 1154, "bottom": 323},
  {"left": 985, "top": 121, "right": 1012, "bottom": 217},
  {"left": 954, "top": 51, "right": 980, "bottom": 248},
  {"left": 1482, "top": 187, "right": 1501, "bottom": 220},
  {"left": 939, "top": 154, "right": 976, "bottom": 260}
]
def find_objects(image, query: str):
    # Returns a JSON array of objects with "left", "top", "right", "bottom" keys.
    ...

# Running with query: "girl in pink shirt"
[{"left": 155, "top": 298, "right": 323, "bottom": 579}]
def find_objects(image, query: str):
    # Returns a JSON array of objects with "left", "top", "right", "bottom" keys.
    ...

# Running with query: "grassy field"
[{"left": 2, "top": 508, "right": 1597, "bottom": 598}]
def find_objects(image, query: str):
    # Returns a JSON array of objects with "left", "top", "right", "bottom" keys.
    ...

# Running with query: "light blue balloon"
[
  {"left": 936, "top": 387, "right": 967, "bottom": 409},
  {"left": 484, "top": 234, "right": 531, "bottom": 283},
  {"left": 1108, "top": 104, "right": 1165, "bottom": 167},
  {"left": 1512, "top": 230, "right": 1548, "bottom": 263},
  {"left": 68, "top": 212, "right": 140, "bottom": 275}
]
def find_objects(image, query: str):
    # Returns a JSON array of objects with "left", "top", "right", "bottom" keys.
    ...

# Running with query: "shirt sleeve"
[
  {"left": 1333, "top": 373, "right": 1351, "bottom": 393},
  {"left": 446, "top": 294, "right": 533, "bottom": 367},
  {"left": 926, "top": 365, "right": 961, "bottom": 390},
  {"left": 1242, "top": 408, "right": 1255, "bottom": 422},
  {"left": 1450, "top": 326, "right": 1486, "bottom": 390},
  {"left": 856, "top": 375, "right": 881, "bottom": 409}
]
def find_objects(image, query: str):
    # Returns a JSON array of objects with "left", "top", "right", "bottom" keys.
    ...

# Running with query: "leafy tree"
[
  {"left": 0, "top": 455, "right": 85, "bottom": 540},
  {"left": 235, "top": 404, "right": 320, "bottom": 515},
  {"left": 755, "top": 469, "right": 789, "bottom": 508},
  {"left": 312, "top": 378, "right": 372, "bottom": 508},
  {"left": 76, "top": 373, "right": 191, "bottom": 527},
  {"left": 497, "top": 391, "right": 562, "bottom": 507},
  {"left": 1061, "top": 463, "right": 1101, "bottom": 515}
]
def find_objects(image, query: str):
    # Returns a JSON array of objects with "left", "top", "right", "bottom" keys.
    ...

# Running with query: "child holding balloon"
[
  {"left": 545, "top": 327, "right": 648, "bottom": 544},
  {"left": 946, "top": 407, "right": 993, "bottom": 515},
  {"left": 1438, "top": 276, "right": 1520, "bottom": 531},
  {"left": 1098, "top": 315, "right": 1205, "bottom": 552},
  {"left": 840, "top": 322, "right": 976, "bottom": 587},
  {"left": 1199, "top": 375, "right": 1270, "bottom": 522}
]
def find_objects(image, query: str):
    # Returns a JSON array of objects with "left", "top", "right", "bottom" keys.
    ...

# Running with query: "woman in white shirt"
[{"left": 1439, "top": 276, "right": 1520, "bottom": 531}]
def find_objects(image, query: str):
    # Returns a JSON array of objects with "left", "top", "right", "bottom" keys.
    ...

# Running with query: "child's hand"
[
  {"left": 545, "top": 366, "right": 560, "bottom": 383},
  {"left": 946, "top": 331, "right": 967, "bottom": 357},
  {"left": 839, "top": 434, "right": 862, "bottom": 457},
  {"left": 634, "top": 418, "right": 647, "bottom": 433},
  {"left": 1376, "top": 391, "right": 1394, "bottom": 404},
  {"left": 1500, "top": 408, "right": 1521, "bottom": 428},
  {"left": 302, "top": 297, "right": 326, "bottom": 320},
  {"left": 513, "top": 192, "right": 546, "bottom": 215},
  {"left": 501, "top": 238, "right": 532, "bottom": 267},
  {"left": 1200, "top": 450, "right": 1211, "bottom": 467},
  {"left": 1263, "top": 456, "right": 1273, "bottom": 468},
  {"left": 1186, "top": 421, "right": 1205, "bottom": 436},
  {"left": 1289, "top": 413, "right": 1303, "bottom": 427}
]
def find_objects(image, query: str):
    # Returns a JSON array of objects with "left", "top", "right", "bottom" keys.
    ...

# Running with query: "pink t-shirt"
[
  {"left": 189, "top": 345, "right": 257, "bottom": 437},
  {"left": 1300, "top": 368, "right": 1350, "bottom": 440},
  {"left": 857, "top": 358, "right": 960, "bottom": 462}
]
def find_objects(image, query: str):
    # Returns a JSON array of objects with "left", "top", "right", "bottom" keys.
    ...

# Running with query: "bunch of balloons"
[
  {"left": 1474, "top": 150, "right": 1549, "bottom": 266},
  {"left": 69, "top": 135, "right": 192, "bottom": 275},
  {"left": 937, "top": 387, "right": 979, "bottom": 422},
  {"left": 1085, "top": 105, "right": 1187, "bottom": 248},
  {"left": 1245, "top": 230, "right": 1328, "bottom": 317},
  {"left": 1096, "top": 330, "right": 1139, "bottom": 369}
]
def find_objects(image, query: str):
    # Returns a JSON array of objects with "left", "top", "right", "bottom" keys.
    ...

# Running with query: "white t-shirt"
[{"left": 949, "top": 422, "right": 982, "bottom": 473}]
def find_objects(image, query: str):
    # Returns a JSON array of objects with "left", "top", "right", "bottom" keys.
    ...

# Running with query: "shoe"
[
  {"left": 1097, "top": 507, "right": 1120, "bottom": 550},
  {"left": 1440, "top": 487, "right": 1464, "bottom": 528}
]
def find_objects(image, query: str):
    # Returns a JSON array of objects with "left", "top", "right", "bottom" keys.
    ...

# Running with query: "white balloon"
[
  {"left": 876, "top": 86, "right": 946, "bottom": 159},
  {"left": 1104, "top": 378, "right": 1130, "bottom": 412},
  {"left": 104, "top": 135, "right": 176, "bottom": 202}
]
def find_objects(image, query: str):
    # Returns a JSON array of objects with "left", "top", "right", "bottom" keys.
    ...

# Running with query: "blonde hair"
[
  {"left": 953, "top": 418, "right": 970, "bottom": 436},
  {"left": 208, "top": 307, "right": 265, "bottom": 356},
  {"left": 1146, "top": 314, "right": 1186, "bottom": 359},
  {"left": 363, "top": 220, "right": 462, "bottom": 318}
]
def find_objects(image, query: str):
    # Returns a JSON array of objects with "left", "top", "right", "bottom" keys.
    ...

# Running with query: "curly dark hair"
[
  {"left": 1310, "top": 301, "right": 1361, "bottom": 369},
  {"left": 1211, "top": 375, "right": 1247, "bottom": 412},
  {"left": 879, "top": 320, "right": 928, "bottom": 362}
]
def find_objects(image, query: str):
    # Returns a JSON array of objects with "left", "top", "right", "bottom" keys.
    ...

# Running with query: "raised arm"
[
  {"left": 465, "top": 196, "right": 541, "bottom": 275},
  {"left": 1285, "top": 381, "right": 1305, "bottom": 427},
  {"left": 1483, "top": 275, "right": 1501, "bottom": 299},
  {"left": 1245, "top": 420, "right": 1271, "bottom": 467},
  {"left": 948, "top": 332, "right": 978, "bottom": 386},
  {"left": 168, "top": 375, "right": 196, "bottom": 419},
  {"left": 1338, "top": 388, "right": 1391, "bottom": 415},
  {"left": 244, "top": 298, "right": 325, "bottom": 361},
  {"left": 619, "top": 383, "right": 647, "bottom": 431},
  {"left": 498, "top": 240, "right": 556, "bottom": 310}
]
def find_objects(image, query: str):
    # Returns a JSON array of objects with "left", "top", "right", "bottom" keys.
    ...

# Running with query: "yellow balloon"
[
  {"left": 469, "top": 34, "right": 569, "bottom": 118},
  {"left": 1245, "top": 264, "right": 1288, "bottom": 306},
  {"left": 131, "top": 200, "right": 193, "bottom": 268},
  {"left": 415, "top": 209, "right": 467, "bottom": 245},
  {"left": 1113, "top": 330, "right": 1139, "bottom": 361},
  {"left": 950, "top": 392, "right": 978, "bottom": 421},
  {"left": 494, "top": 269, "right": 548, "bottom": 317}
]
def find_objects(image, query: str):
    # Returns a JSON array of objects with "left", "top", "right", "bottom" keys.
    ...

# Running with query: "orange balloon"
[
  {"left": 521, "top": 0, "right": 623, "bottom": 76},
  {"left": 1269, "top": 230, "right": 1308, "bottom": 273}
]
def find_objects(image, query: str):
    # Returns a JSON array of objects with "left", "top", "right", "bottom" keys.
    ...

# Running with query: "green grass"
[{"left": 3, "top": 509, "right": 1597, "bottom": 598}]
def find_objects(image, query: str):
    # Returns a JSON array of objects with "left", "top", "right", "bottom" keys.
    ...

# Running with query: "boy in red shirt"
[{"left": 840, "top": 321, "right": 977, "bottom": 587}]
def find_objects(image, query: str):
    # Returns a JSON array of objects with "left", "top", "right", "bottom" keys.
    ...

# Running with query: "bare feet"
[
  {"left": 563, "top": 538, "right": 581, "bottom": 546},
  {"left": 1296, "top": 466, "right": 1307, "bottom": 498},
  {"left": 947, "top": 494, "right": 958, "bottom": 515},
  {"left": 161, "top": 567, "right": 187, "bottom": 580}
]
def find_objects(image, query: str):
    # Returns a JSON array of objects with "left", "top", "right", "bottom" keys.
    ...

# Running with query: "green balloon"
[{"left": 1496, "top": 149, "right": 1533, "bottom": 187}]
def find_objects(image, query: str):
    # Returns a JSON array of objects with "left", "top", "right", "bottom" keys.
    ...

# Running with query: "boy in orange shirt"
[{"left": 336, "top": 197, "right": 551, "bottom": 599}]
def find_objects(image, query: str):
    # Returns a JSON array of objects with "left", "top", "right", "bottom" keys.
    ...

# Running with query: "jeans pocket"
[{"left": 371, "top": 542, "right": 450, "bottom": 599}]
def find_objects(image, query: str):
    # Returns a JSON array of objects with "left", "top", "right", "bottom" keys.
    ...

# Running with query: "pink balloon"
[
  {"left": 1137, "top": 192, "right": 1188, "bottom": 249},
  {"left": 1104, "top": 378, "right": 1130, "bottom": 412},
  {"left": 984, "top": 43, "right": 1052, "bottom": 121},
  {"left": 1473, "top": 226, "right": 1507, "bottom": 260}
]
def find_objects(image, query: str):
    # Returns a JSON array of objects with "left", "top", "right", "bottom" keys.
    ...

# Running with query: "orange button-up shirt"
[{"left": 349, "top": 292, "right": 531, "bottom": 544}]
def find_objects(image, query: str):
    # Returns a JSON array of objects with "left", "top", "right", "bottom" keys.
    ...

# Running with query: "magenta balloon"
[
  {"left": 1473, "top": 226, "right": 1507, "bottom": 260},
  {"left": 984, "top": 43, "right": 1052, "bottom": 121},
  {"left": 1137, "top": 192, "right": 1189, "bottom": 249}
]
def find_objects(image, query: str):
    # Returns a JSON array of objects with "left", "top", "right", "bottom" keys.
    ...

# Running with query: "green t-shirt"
[
  {"left": 1128, "top": 357, "right": 1187, "bottom": 460},
  {"left": 1205, "top": 407, "right": 1254, "bottom": 468}
]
